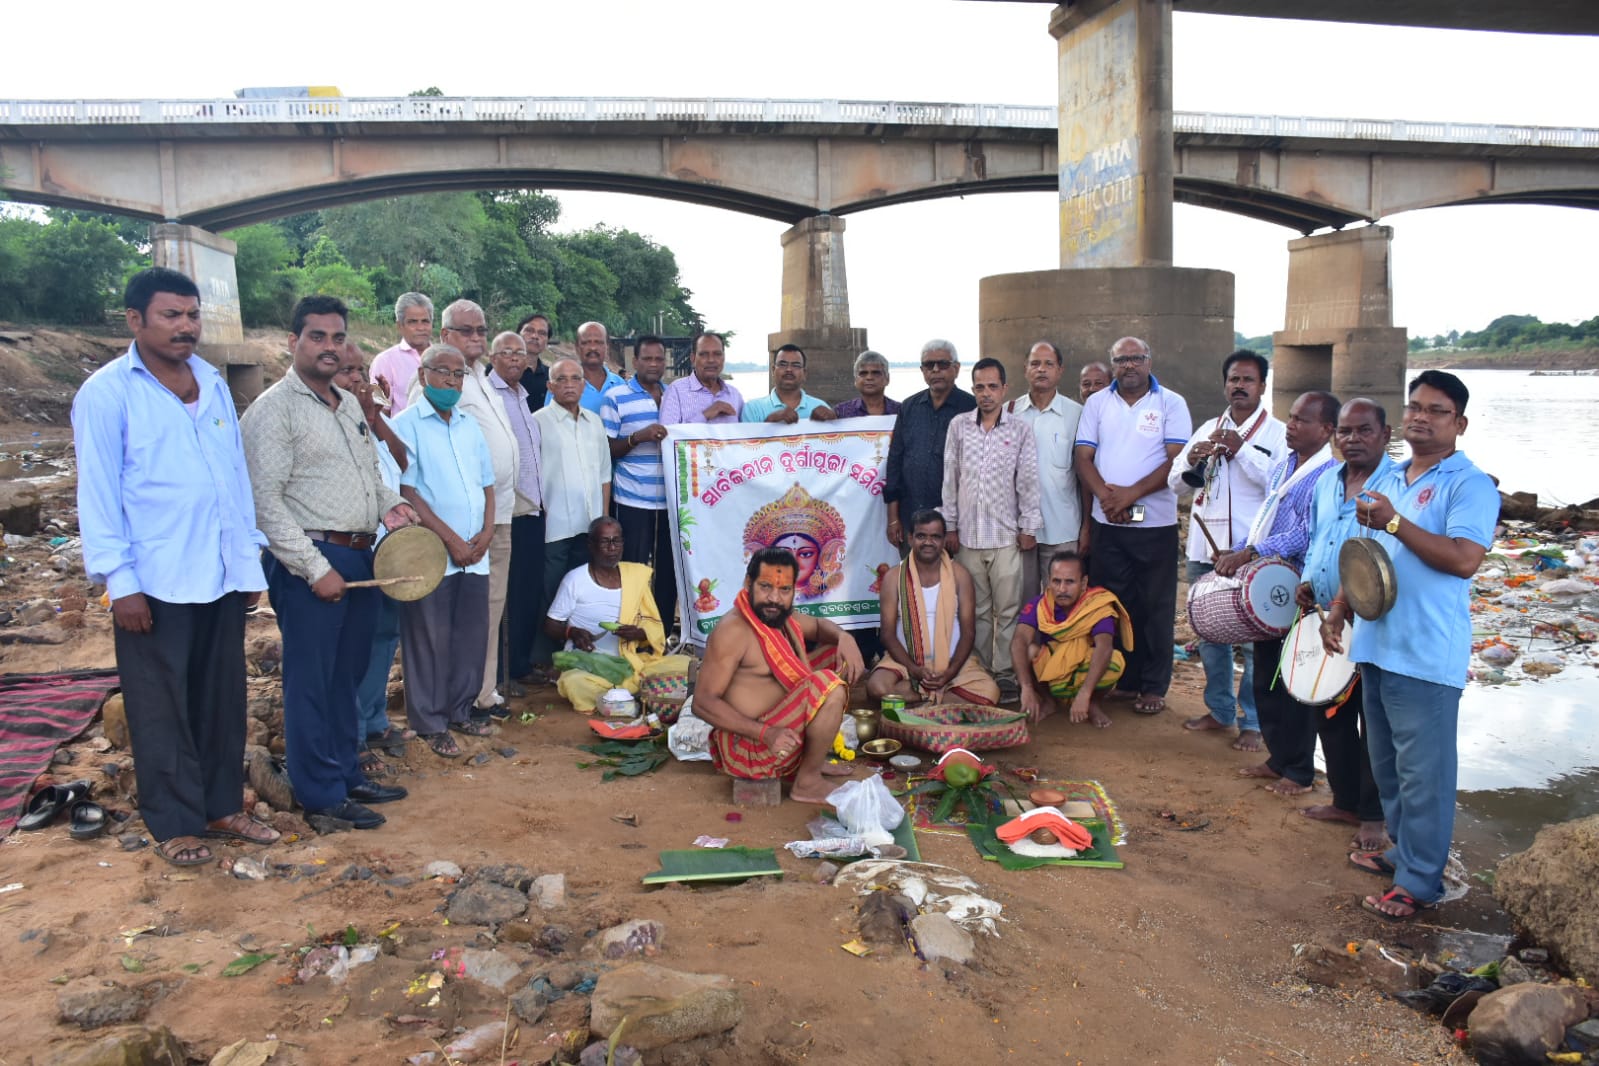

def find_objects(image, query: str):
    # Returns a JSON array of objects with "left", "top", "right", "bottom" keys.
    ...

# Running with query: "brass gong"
[
  {"left": 1339, "top": 537, "right": 1398, "bottom": 621},
  {"left": 345, "top": 525, "right": 447, "bottom": 601}
]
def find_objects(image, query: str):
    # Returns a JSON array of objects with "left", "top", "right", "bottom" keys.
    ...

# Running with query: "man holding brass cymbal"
[
  {"left": 1323, "top": 371, "right": 1498, "bottom": 922},
  {"left": 1294, "top": 398, "right": 1395, "bottom": 855}
]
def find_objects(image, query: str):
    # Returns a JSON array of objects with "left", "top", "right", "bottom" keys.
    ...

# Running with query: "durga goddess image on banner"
[{"left": 742, "top": 483, "right": 848, "bottom": 600}]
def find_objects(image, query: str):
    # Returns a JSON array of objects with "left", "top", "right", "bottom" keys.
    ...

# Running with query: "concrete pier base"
[
  {"left": 767, "top": 215, "right": 867, "bottom": 402},
  {"left": 978, "top": 266, "right": 1235, "bottom": 404},
  {"left": 150, "top": 223, "right": 265, "bottom": 405},
  {"left": 1271, "top": 226, "right": 1407, "bottom": 418}
]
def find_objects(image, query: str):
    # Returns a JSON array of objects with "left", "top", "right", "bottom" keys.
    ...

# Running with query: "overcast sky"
[{"left": 5, "top": 1, "right": 1597, "bottom": 362}]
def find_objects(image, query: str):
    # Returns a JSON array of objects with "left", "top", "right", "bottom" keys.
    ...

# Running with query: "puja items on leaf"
[{"left": 915, "top": 749, "right": 1010, "bottom": 824}]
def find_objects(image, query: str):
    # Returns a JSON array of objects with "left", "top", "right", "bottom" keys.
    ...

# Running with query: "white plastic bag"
[
  {"left": 826, "top": 775, "right": 904, "bottom": 848},
  {"left": 666, "top": 700, "right": 713, "bottom": 762}
]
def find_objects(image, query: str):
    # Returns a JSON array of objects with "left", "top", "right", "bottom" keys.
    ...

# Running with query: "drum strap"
[{"left": 1204, "top": 408, "right": 1269, "bottom": 545}]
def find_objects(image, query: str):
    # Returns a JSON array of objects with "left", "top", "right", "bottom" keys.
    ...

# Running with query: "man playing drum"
[
  {"left": 1294, "top": 399, "right": 1395, "bottom": 853},
  {"left": 1171, "top": 350, "right": 1286, "bottom": 751},
  {"left": 1011, "top": 551, "right": 1133, "bottom": 728},
  {"left": 1214, "top": 392, "right": 1340, "bottom": 797},
  {"left": 1325, "top": 371, "right": 1499, "bottom": 921},
  {"left": 692, "top": 548, "right": 866, "bottom": 804}
]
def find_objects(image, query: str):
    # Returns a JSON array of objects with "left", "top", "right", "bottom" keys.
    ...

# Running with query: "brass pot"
[{"left": 850, "top": 709, "right": 879, "bottom": 746}]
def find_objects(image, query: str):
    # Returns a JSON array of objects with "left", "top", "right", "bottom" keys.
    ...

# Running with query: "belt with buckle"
[{"left": 305, "top": 530, "right": 377, "bottom": 550}]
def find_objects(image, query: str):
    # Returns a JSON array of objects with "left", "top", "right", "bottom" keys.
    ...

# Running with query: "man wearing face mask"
[
  {"left": 388, "top": 345, "right": 497, "bottom": 759},
  {"left": 241, "top": 295, "right": 418, "bottom": 830}
]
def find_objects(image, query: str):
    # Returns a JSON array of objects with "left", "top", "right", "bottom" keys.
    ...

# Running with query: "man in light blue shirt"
[
  {"left": 73, "top": 267, "right": 272, "bottom": 867},
  {"left": 389, "top": 344, "right": 496, "bottom": 759},
  {"left": 741, "top": 345, "right": 837, "bottom": 424},
  {"left": 1295, "top": 398, "right": 1394, "bottom": 855},
  {"left": 1328, "top": 372, "right": 1499, "bottom": 919},
  {"left": 602, "top": 334, "right": 677, "bottom": 629}
]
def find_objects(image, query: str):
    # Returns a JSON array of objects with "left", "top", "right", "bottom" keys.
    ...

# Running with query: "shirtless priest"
[{"left": 694, "top": 547, "right": 866, "bottom": 803}]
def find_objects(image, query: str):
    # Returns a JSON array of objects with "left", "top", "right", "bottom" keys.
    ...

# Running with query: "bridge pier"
[
  {"left": 1270, "top": 225, "right": 1407, "bottom": 420},
  {"left": 150, "top": 223, "right": 264, "bottom": 405},
  {"left": 978, "top": 0, "right": 1232, "bottom": 400},
  {"left": 766, "top": 215, "right": 867, "bottom": 404}
]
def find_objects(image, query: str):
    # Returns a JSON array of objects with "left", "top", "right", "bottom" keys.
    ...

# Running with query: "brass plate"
[
  {"left": 371, "top": 525, "right": 447, "bottom": 602},
  {"left": 1339, "top": 537, "right": 1398, "bottom": 621}
]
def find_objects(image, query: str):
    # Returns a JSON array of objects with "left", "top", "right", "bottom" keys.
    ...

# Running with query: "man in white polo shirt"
[{"left": 1073, "top": 336, "right": 1192, "bottom": 717}]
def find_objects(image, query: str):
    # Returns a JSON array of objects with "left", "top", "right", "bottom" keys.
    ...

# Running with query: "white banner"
[{"left": 664, "top": 418, "right": 899, "bottom": 645}]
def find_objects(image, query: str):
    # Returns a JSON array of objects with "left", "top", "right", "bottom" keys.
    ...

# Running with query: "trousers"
[{"left": 1089, "top": 520, "right": 1178, "bottom": 696}]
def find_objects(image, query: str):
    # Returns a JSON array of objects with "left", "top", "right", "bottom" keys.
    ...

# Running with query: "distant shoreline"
[{"left": 1405, "top": 347, "right": 1599, "bottom": 371}]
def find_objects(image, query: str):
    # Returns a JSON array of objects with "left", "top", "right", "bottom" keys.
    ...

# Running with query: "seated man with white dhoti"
[
  {"left": 693, "top": 547, "right": 866, "bottom": 804},
  {"left": 1011, "top": 551, "right": 1133, "bottom": 728},
  {"left": 867, "top": 509, "right": 999, "bottom": 706},
  {"left": 544, "top": 517, "right": 679, "bottom": 711}
]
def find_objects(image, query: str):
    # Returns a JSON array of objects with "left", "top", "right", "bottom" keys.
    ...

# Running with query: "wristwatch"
[{"left": 1385, "top": 514, "right": 1402, "bottom": 535}]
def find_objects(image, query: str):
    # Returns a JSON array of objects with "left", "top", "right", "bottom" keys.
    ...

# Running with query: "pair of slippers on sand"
[
  {"left": 1348, "top": 850, "right": 1437, "bottom": 921},
  {"left": 18, "top": 779, "right": 108, "bottom": 840}
]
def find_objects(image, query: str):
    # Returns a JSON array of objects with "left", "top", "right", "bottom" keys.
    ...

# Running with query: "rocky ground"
[{"left": 1, "top": 331, "right": 1595, "bottom": 1065}]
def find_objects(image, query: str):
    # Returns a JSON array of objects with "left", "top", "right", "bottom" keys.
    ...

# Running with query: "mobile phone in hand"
[{"left": 1130, "top": 504, "right": 1146, "bottom": 523}]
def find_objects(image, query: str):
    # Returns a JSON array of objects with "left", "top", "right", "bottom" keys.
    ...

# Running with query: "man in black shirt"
[
  {"left": 517, "top": 312, "right": 552, "bottom": 412},
  {"left": 883, "top": 339, "right": 976, "bottom": 555}
]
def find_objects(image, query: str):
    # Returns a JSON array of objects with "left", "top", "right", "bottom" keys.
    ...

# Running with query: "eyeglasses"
[
  {"left": 444, "top": 325, "right": 489, "bottom": 337},
  {"left": 1404, "top": 403, "right": 1457, "bottom": 419},
  {"left": 521, "top": 328, "right": 550, "bottom": 338},
  {"left": 920, "top": 360, "right": 954, "bottom": 371},
  {"left": 774, "top": 361, "right": 805, "bottom": 371},
  {"left": 593, "top": 535, "right": 624, "bottom": 547},
  {"left": 424, "top": 367, "right": 469, "bottom": 381},
  {"left": 491, "top": 348, "right": 527, "bottom": 359},
  {"left": 1111, "top": 354, "right": 1150, "bottom": 366}
]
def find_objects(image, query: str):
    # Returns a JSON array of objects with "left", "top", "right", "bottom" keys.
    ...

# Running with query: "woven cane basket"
[
  {"left": 639, "top": 671, "right": 689, "bottom": 724},
  {"left": 876, "top": 703, "right": 1030, "bottom": 754}
]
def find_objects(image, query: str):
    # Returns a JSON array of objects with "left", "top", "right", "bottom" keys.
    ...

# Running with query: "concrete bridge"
[{"left": 3, "top": 96, "right": 1597, "bottom": 233}]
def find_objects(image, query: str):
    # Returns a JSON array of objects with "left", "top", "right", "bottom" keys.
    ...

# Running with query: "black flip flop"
[
  {"left": 18, "top": 779, "right": 93, "bottom": 832},
  {"left": 1348, "top": 851, "right": 1397, "bottom": 878},
  {"left": 68, "top": 800, "right": 107, "bottom": 840}
]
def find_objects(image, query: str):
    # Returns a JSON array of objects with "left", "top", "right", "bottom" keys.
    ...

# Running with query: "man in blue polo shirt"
[
  {"left": 741, "top": 344, "right": 837, "bottom": 424},
  {"left": 1295, "top": 398, "right": 1394, "bottom": 855},
  {"left": 602, "top": 334, "right": 677, "bottom": 632},
  {"left": 1325, "top": 371, "right": 1498, "bottom": 921},
  {"left": 546, "top": 320, "right": 625, "bottom": 415},
  {"left": 1072, "top": 336, "right": 1192, "bottom": 717}
]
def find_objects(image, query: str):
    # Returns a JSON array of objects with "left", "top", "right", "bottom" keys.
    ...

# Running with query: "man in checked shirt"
[{"left": 940, "top": 357, "right": 1042, "bottom": 701}]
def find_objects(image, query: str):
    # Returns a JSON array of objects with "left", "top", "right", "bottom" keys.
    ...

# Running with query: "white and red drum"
[
  {"left": 1186, "top": 557, "right": 1300, "bottom": 645},
  {"left": 1279, "top": 611, "right": 1357, "bottom": 707}
]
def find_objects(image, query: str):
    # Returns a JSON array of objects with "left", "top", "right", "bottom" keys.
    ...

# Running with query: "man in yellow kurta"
[
  {"left": 545, "top": 517, "right": 687, "bottom": 711},
  {"left": 1010, "top": 550, "right": 1132, "bottom": 729}
]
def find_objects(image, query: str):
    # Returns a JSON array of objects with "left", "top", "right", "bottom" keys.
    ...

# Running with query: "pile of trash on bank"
[{"left": 1468, "top": 524, "right": 1599, "bottom": 685}]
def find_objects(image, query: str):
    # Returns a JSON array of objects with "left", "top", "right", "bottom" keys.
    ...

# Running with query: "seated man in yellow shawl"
[
  {"left": 867, "top": 510, "right": 999, "bottom": 706},
  {"left": 1011, "top": 550, "right": 1133, "bottom": 729},
  {"left": 694, "top": 547, "right": 866, "bottom": 804},
  {"left": 544, "top": 517, "right": 686, "bottom": 710}
]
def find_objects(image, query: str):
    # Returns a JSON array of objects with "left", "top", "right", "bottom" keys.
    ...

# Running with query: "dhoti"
[
  {"left": 711, "top": 668, "right": 842, "bottom": 780},
  {"left": 871, "top": 656, "right": 999, "bottom": 705},
  {"left": 1037, "top": 648, "right": 1124, "bottom": 701}
]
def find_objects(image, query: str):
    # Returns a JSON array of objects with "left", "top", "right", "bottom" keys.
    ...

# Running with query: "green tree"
[
  {"left": 22, "top": 216, "right": 139, "bottom": 323},
  {"left": 317, "top": 193, "right": 483, "bottom": 290},
  {"left": 293, "top": 262, "right": 376, "bottom": 312},
  {"left": 229, "top": 223, "right": 297, "bottom": 326},
  {"left": 556, "top": 225, "right": 700, "bottom": 333},
  {"left": 549, "top": 246, "right": 619, "bottom": 333},
  {"left": 472, "top": 217, "right": 561, "bottom": 325},
  {"left": 0, "top": 215, "right": 31, "bottom": 319},
  {"left": 45, "top": 208, "right": 153, "bottom": 253}
]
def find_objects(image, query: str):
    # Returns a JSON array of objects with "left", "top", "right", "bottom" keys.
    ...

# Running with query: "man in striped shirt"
[{"left": 602, "top": 335, "right": 676, "bottom": 632}]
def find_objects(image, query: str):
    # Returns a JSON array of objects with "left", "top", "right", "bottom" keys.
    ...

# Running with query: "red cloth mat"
[{"left": 0, "top": 670, "right": 119, "bottom": 836}]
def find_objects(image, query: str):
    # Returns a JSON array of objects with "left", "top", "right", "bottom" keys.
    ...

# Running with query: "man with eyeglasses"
[
  {"left": 741, "top": 344, "right": 837, "bottom": 424},
  {"left": 1073, "top": 336, "right": 1192, "bottom": 717},
  {"left": 370, "top": 292, "right": 433, "bottom": 415},
  {"left": 241, "top": 295, "right": 418, "bottom": 830},
  {"left": 883, "top": 339, "right": 976, "bottom": 555},
  {"left": 388, "top": 345, "right": 497, "bottom": 760},
  {"left": 516, "top": 312, "right": 553, "bottom": 412},
  {"left": 545, "top": 320, "right": 624, "bottom": 416},
  {"left": 486, "top": 332, "right": 548, "bottom": 690},
  {"left": 1322, "top": 371, "right": 1498, "bottom": 922},
  {"left": 421, "top": 300, "right": 522, "bottom": 723},
  {"left": 532, "top": 358, "right": 613, "bottom": 666},
  {"left": 1170, "top": 350, "right": 1286, "bottom": 752},
  {"left": 835, "top": 350, "right": 900, "bottom": 420},
  {"left": 1295, "top": 398, "right": 1394, "bottom": 857}
]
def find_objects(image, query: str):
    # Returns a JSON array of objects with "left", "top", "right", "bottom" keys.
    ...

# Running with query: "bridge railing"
[{"left": 2, "top": 97, "right": 1597, "bottom": 148}]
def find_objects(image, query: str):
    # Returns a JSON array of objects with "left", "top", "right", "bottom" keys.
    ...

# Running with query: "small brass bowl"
[{"left": 860, "top": 738, "right": 902, "bottom": 760}]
